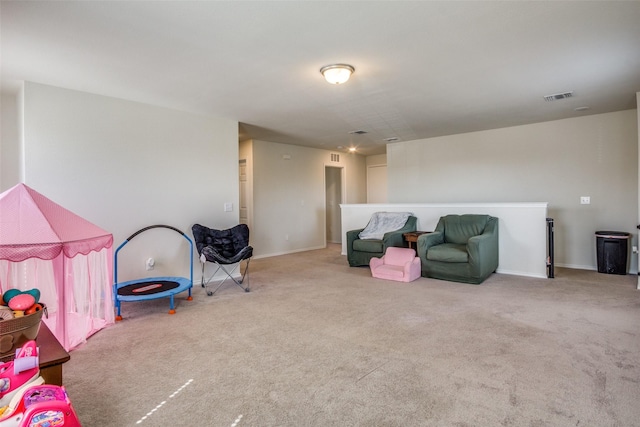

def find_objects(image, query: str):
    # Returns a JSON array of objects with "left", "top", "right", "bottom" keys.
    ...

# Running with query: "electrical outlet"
[{"left": 580, "top": 196, "right": 590, "bottom": 205}]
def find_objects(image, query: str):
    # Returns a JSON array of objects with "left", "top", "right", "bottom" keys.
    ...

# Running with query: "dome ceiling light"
[{"left": 320, "top": 64, "right": 355, "bottom": 85}]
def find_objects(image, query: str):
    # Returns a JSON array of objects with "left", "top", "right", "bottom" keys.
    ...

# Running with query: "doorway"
[
  {"left": 239, "top": 159, "right": 249, "bottom": 226},
  {"left": 325, "top": 166, "right": 344, "bottom": 244}
]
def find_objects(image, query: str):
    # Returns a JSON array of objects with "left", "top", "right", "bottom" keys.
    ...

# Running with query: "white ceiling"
[{"left": 2, "top": 1, "right": 639, "bottom": 156}]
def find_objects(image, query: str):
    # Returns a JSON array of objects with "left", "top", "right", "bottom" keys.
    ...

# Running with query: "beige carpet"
[{"left": 63, "top": 244, "right": 640, "bottom": 426}]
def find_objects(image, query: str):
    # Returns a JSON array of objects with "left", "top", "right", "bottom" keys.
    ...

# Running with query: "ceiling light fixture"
[{"left": 320, "top": 64, "right": 355, "bottom": 85}]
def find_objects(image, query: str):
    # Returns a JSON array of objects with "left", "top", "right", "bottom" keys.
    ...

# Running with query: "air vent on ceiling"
[
  {"left": 543, "top": 91, "right": 574, "bottom": 102},
  {"left": 384, "top": 137, "right": 399, "bottom": 142},
  {"left": 348, "top": 130, "right": 368, "bottom": 135},
  {"left": 331, "top": 153, "right": 340, "bottom": 162}
]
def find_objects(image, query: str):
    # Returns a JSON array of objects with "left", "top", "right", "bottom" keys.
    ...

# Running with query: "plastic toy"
[
  {"left": 1, "top": 292, "right": 20, "bottom": 306},
  {"left": 0, "top": 289, "right": 43, "bottom": 322},
  {"left": 24, "top": 305, "right": 42, "bottom": 316},
  {"left": 0, "top": 384, "right": 81, "bottom": 427},
  {"left": 0, "top": 340, "right": 81, "bottom": 426},
  {"left": 0, "top": 341, "right": 42, "bottom": 409},
  {"left": 7, "top": 296, "right": 34, "bottom": 313}
]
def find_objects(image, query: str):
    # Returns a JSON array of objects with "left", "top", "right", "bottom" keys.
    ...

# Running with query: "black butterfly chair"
[{"left": 192, "top": 223, "right": 253, "bottom": 296}]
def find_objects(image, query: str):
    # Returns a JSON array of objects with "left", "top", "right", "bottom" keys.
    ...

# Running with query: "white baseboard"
[
  {"left": 253, "top": 245, "right": 326, "bottom": 260},
  {"left": 495, "top": 268, "right": 547, "bottom": 279},
  {"left": 554, "top": 262, "right": 638, "bottom": 275},
  {"left": 555, "top": 262, "right": 596, "bottom": 271}
]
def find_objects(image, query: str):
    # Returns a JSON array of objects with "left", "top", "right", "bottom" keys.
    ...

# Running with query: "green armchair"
[
  {"left": 347, "top": 215, "right": 417, "bottom": 267},
  {"left": 417, "top": 214, "right": 498, "bottom": 284}
]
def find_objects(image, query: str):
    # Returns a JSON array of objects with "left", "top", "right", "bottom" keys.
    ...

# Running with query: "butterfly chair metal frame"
[{"left": 192, "top": 224, "right": 253, "bottom": 296}]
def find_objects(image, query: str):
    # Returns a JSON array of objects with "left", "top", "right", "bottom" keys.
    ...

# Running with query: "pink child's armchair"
[{"left": 369, "top": 247, "right": 421, "bottom": 282}]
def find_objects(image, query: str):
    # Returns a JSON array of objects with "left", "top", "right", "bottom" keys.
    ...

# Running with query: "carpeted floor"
[{"left": 63, "top": 245, "right": 640, "bottom": 426}]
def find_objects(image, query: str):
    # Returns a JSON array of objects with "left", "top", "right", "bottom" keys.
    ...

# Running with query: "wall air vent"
[
  {"left": 544, "top": 91, "right": 574, "bottom": 102},
  {"left": 348, "top": 130, "right": 368, "bottom": 135},
  {"left": 331, "top": 153, "right": 340, "bottom": 162}
]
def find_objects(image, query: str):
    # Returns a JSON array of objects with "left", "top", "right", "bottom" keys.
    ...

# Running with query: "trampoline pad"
[{"left": 117, "top": 280, "right": 179, "bottom": 296}]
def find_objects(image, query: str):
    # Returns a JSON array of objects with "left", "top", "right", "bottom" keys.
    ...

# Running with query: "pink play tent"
[{"left": 0, "top": 183, "right": 115, "bottom": 351}]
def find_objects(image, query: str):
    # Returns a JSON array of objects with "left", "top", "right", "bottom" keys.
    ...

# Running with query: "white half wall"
[
  {"left": 341, "top": 203, "right": 549, "bottom": 278},
  {"left": 387, "top": 110, "right": 638, "bottom": 273},
  {"left": 21, "top": 82, "right": 239, "bottom": 283}
]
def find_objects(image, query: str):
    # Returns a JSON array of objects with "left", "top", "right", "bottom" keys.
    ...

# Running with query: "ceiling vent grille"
[
  {"left": 348, "top": 130, "right": 368, "bottom": 135},
  {"left": 331, "top": 153, "right": 340, "bottom": 162},
  {"left": 544, "top": 91, "right": 574, "bottom": 102}
]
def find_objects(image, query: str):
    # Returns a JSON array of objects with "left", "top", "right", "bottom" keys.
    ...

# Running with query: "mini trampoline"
[{"left": 114, "top": 225, "right": 193, "bottom": 320}]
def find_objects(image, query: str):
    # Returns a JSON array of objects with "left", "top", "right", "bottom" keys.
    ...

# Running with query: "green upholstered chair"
[
  {"left": 347, "top": 216, "right": 417, "bottom": 267},
  {"left": 417, "top": 214, "right": 498, "bottom": 284}
]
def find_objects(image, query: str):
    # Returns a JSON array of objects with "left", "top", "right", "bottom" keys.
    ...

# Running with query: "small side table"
[
  {"left": 403, "top": 231, "right": 432, "bottom": 250},
  {"left": 36, "top": 322, "right": 70, "bottom": 386}
]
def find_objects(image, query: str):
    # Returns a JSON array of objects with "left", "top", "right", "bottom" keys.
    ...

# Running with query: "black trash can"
[
  {"left": 595, "top": 231, "right": 630, "bottom": 275},
  {"left": 546, "top": 218, "right": 554, "bottom": 278}
]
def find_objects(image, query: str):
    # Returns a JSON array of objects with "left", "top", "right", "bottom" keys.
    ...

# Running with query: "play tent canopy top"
[{"left": 0, "top": 183, "right": 113, "bottom": 261}]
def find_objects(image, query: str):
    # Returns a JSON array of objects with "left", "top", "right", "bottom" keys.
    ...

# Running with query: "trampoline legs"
[
  {"left": 115, "top": 301, "right": 122, "bottom": 321},
  {"left": 169, "top": 295, "right": 176, "bottom": 315},
  {"left": 168, "top": 292, "right": 193, "bottom": 314},
  {"left": 115, "top": 287, "right": 194, "bottom": 319}
]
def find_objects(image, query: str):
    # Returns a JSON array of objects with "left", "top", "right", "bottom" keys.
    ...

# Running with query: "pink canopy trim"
[{"left": 0, "top": 183, "right": 113, "bottom": 262}]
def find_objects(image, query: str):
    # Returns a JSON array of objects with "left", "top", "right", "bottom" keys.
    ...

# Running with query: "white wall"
[
  {"left": 387, "top": 110, "right": 639, "bottom": 273},
  {"left": 251, "top": 140, "right": 366, "bottom": 257},
  {"left": 20, "top": 82, "right": 239, "bottom": 283},
  {"left": 0, "top": 91, "right": 22, "bottom": 190},
  {"left": 366, "top": 154, "right": 387, "bottom": 203}
]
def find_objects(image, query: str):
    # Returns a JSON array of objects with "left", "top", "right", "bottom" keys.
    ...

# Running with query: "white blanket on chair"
[{"left": 358, "top": 212, "right": 412, "bottom": 240}]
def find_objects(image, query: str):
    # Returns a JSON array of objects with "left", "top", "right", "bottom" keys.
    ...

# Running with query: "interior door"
[
  {"left": 239, "top": 159, "right": 248, "bottom": 225},
  {"left": 325, "top": 166, "right": 343, "bottom": 244}
]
